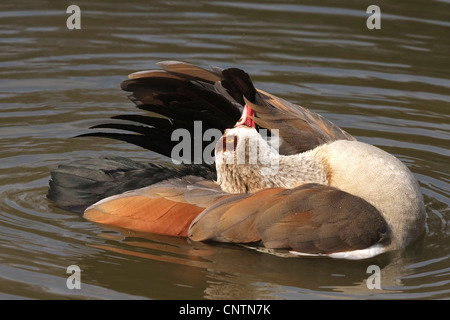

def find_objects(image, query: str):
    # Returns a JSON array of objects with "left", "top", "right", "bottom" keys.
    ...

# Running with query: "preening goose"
[{"left": 48, "top": 61, "right": 426, "bottom": 259}]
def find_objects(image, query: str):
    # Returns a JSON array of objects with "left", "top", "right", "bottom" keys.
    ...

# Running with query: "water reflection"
[{"left": 81, "top": 229, "right": 437, "bottom": 299}]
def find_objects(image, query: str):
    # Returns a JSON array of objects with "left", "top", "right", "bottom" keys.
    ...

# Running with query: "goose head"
[
  {"left": 215, "top": 104, "right": 278, "bottom": 193},
  {"left": 215, "top": 104, "right": 319, "bottom": 193}
]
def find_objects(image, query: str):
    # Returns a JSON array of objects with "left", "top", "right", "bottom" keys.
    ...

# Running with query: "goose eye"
[{"left": 222, "top": 134, "right": 237, "bottom": 152}]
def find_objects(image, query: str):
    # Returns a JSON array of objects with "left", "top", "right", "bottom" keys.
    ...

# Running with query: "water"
[{"left": 0, "top": 0, "right": 449, "bottom": 300}]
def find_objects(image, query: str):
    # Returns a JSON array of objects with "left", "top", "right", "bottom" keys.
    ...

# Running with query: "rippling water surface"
[{"left": 0, "top": 1, "right": 449, "bottom": 299}]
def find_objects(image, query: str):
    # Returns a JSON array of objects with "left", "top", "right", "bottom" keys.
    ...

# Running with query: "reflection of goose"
[{"left": 48, "top": 61, "right": 426, "bottom": 259}]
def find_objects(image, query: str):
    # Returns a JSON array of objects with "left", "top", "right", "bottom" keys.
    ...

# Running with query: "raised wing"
[
  {"left": 79, "top": 61, "right": 355, "bottom": 162},
  {"left": 247, "top": 90, "right": 355, "bottom": 154}
]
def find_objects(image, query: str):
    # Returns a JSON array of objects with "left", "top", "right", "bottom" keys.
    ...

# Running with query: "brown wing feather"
[
  {"left": 82, "top": 61, "right": 353, "bottom": 159},
  {"left": 246, "top": 91, "right": 356, "bottom": 154},
  {"left": 83, "top": 179, "right": 388, "bottom": 254},
  {"left": 84, "top": 176, "right": 227, "bottom": 237},
  {"left": 156, "top": 61, "right": 222, "bottom": 82},
  {"left": 189, "top": 188, "right": 284, "bottom": 243},
  {"left": 189, "top": 184, "right": 388, "bottom": 254},
  {"left": 128, "top": 69, "right": 184, "bottom": 80},
  {"left": 84, "top": 196, "right": 203, "bottom": 237},
  {"left": 255, "top": 184, "right": 389, "bottom": 253}
]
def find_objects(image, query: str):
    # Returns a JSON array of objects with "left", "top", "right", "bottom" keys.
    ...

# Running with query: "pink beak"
[{"left": 235, "top": 104, "right": 256, "bottom": 128}]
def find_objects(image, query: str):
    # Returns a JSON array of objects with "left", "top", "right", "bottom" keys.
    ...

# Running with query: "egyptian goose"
[{"left": 48, "top": 61, "right": 426, "bottom": 259}]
